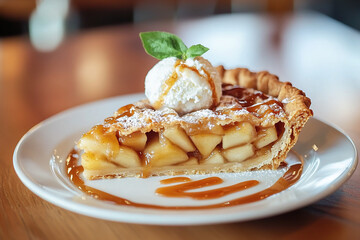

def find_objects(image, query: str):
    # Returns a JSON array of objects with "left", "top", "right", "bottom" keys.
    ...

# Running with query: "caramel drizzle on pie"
[
  {"left": 66, "top": 149, "right": 303, "bottom": 209},
  {"left": 221, "top": 84, "right": 284, "bottom": 118},
  {"left": 103, "top": 104, "right": 136, "bottom": 126},
  {"left": 153, "top": 60, "right": 218, "bottom": 110},
  {"left": 108, "top": 85, "right": 284, "bottom": 136},
  {"left": 152, "top": 60, "right": 180, "bottom": 109}
]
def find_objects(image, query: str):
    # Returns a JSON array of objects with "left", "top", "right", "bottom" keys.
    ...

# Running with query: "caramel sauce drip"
[
  {"left": 66, "top": 149, "right": 303, "bottom": 210},
  {"left": 156, "top": 177, "right": 259, "bottom": 200},
  {"left": 196, "top": 66, "right": 218, "bottom": 107},
  {"left": 153, "top": 60, "right": 181, "bottom": 109},
  {"left": 160, "top": 177, "right": 191, "bottom": 184},
  {"left": 153, "top": 59, "right": 218, "bottom": 110}
]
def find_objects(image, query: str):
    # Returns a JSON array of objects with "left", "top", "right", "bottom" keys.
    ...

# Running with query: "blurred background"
[
  {"left": 0, "top": 0, "right": 359, "bottom": 133},
  {"left": 1, "top": 0, "right": 360, "bottom": 42}
]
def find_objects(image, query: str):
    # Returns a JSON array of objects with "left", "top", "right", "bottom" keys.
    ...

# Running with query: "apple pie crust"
[{"left": 77, "top": 67, "right": 312, "bottom": 180}]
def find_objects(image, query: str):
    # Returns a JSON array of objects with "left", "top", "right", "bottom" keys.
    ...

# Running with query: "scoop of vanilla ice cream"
[{"left": 145, "top": 56, "right": 222, "bottom": 114}]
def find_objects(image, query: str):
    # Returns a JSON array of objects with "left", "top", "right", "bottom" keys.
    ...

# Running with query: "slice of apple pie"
[
  {"left": 77, "top": 65, "right": 312, "bottom": 179},
  {"left": 77, "top": 32, "right": 312, "bottom": 179}
]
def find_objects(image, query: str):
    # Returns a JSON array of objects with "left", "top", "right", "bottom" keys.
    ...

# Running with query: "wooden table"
[{"left": 1, "top": 12, "right": 359, "bottom": 239}]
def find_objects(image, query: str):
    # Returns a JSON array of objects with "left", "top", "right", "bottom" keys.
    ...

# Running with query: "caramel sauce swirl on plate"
[{"left": 65, "top": 149, "right": 303, "bottom": 210}]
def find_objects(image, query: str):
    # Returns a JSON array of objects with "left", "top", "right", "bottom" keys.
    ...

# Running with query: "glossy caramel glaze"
[
  {"left": 222, "top": 84, "right": 283, "bottom": 117},
  {"left": 66, "top": 149, "right": 303, "bottom": 209},
  {"left": 116, "top": 104, "right": 136, "bottom": 117},
  {"left": 104, "top": 104, "right": 135, "bottom": 125}
]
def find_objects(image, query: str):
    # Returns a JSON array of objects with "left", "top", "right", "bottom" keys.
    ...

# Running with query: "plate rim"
[{"left": 13, "top": 94, "right": 358, "bottom": 225}]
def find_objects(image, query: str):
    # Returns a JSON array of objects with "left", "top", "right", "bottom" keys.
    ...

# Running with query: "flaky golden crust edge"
[{"left": 217, "top": 66, "right": 313, "bottom": 118}]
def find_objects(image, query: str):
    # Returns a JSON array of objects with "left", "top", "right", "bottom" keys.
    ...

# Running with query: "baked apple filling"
[
  {"left": 80, "top": 119, "right": 281, "bottom": 164},
  {"left": 79, "top": 121, "right": 283, "bottom": 179}
]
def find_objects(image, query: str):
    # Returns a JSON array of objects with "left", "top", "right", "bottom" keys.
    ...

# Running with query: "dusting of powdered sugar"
[
  {"left": 110, "top": 87, "right": 286, "bottom": 131},
  {"left": 281, "top": 98, "right": 291, "bottom": 104},
  {"left": 114, "top": 107, "right": 232, "bottom": 130}
]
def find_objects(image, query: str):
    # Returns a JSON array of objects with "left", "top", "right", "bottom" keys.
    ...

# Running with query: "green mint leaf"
[
  {"left": 185, "top": 44, "right": 209, "bottom": 59},
  {"left": 139, "top": 31, "right": 188, "bottom": 60}
]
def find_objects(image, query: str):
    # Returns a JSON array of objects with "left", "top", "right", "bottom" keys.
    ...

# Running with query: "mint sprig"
[{"left": 139, "top": 31, "right": 209, "bottom": 60}]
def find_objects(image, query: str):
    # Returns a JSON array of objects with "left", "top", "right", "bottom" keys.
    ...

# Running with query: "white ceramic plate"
[{"left": 13, "top": 94, "right": 358, "bottom": 225}]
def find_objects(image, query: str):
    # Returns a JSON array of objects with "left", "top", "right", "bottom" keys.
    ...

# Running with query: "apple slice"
[
  {"left": 78, "top": 136, "right": 104, "bottom": 155},
  {"left": 177, "top": 157, "right": 199, "bottom": 166},
  {"left": 254, "top": 126, "right": 278, "bottom": 149},
  {"left": 163, "top": 126, "right": 195, "bottom": 152},
  {"left": 190, "top": 134, "right": 222, "bottom": 157},
  {"left": 201, "top": 148, "right": 225, "bottom": 164},
  {"left": 222, "top": 122, "right": 256, "bottom": 149},
  {"left": 144, "top": 134, "right": 188, "bottom": 167},
  {"left": 209, "top": 124, "right": 224, "bottom": 135},
  {"left": 81, "top": 152, "right": 118, "bottom": 170},
  {"left": 119, "top": 131, "right": 147, "bottom": 151},
  {"left": 222, "top": 144, "right": 255, "bottom": 162},
  {"left": 78, "top": 125, "right": 119, "bottom": 158},
  {"left": 112, "top": 145, "right": 141, "bottom": 167}
]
